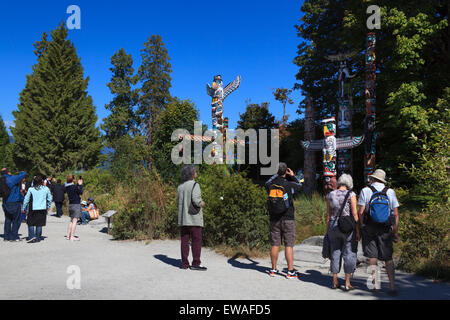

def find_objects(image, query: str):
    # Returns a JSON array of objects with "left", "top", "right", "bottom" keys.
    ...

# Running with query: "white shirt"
[{"left": 358, "top": 182, "right": 399, "bottom": 214}]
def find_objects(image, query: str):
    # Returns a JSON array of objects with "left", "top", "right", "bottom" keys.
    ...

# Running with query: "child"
[{"left": 80, "top": 200, "right": 90, "bottom": 225}]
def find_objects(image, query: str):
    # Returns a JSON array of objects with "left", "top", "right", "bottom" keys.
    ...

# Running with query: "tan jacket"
[{"left": 177, "top": 180, "right": 203, "bottom": 227}]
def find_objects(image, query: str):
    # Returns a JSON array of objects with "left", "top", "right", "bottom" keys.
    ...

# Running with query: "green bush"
[
  {"left": 197, "top": 165, "right": 270, "bottom": 250},
  {"left": 399, "top": 203, "right": 450, "bottom": 281},
  {"left": 294, "top": 193, "right": 327, "bottom": 242},
  {"left": 111, "top": 170, "right": 177, "bottom": 240}
]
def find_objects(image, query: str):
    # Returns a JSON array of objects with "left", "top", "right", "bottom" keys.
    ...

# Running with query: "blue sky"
[{"left": 1, "top": 0, "right": 305, "bottom": 133}]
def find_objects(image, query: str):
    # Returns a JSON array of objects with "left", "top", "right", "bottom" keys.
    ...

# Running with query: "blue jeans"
[
  {"left": 55, "top": 202, "right": 63, "bottom": 217},
  {"left": 3, "top": 202, "right": 22, "bottom": 241},
  {"left": 28, "top": 226, "right": 43, "bottom": 242},
  {"left": 81, "top": 211, "right": 90, "bottom": 224}
]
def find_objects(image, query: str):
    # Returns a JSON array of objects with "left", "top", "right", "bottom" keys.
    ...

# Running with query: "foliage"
[
  {"left": 11, "top": 23, "right": 101, "bottom": 175},
  {"left": 398, "top": 203, "right": 450, "bottom": 281},
  {"left": 150, "top": 98, "right": 199, "bottom": 183},
  {"left": 136, "top": 35, "right": 173, "bottom": 147},
  {"left": 108, "top": 134, "right": 151, "bottom": 181},
  {"left": 0, "top": 115, "right": 11, "bottom": 168},
  {"left": 279, "top": 119, "right": 305, "bottom": 175},
  {"left": 294, "top": 0, "right": 449, "bottom": 188},
  {"left": 196, "top": 165, "right": 270, "bottom": 250},
  {"left": 111, "top": 170, "right": 177, "bottom": 240},
  {"left": 400, "top": 88, "right": 449, "bottom": 205},
  {"left": 294, "top": 193, "right": 327, "bottom": 242},
  {"left": 236, "top": 102, "right": 278, "bottom": 181},
  {"left": 273, "top": 87, "right": 294, "bottom": 127},
  {"left": 102, "top": 48, "right": 139, "bottom": 143}
]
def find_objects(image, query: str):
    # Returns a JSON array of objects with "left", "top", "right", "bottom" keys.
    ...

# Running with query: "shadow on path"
[
  {"left": 154, "top": 254, "right": 182, "bottom": 269},
  {"left": 227, "top": 254, "right": 270, "bottom": 275}
]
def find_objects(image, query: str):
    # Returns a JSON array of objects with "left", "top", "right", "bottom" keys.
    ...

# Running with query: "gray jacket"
[{"left": 177, "top": 180, "right": 203, "bottom": 227}]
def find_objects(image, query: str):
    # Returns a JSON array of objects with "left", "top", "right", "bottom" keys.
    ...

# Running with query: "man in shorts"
[
  {"left": 265, "top": 163, "right": 302, "bottom": 279},
  {"left": 358, "top": 169, "right": 399, "bottom": 296}
]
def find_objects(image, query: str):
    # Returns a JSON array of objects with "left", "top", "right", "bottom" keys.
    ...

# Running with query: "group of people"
[
  {"left": 1, "top": 168, "right": 97, "bottom": 243},
  {"left": 176, "top": 163, "right": 400, "bottom": 296}
]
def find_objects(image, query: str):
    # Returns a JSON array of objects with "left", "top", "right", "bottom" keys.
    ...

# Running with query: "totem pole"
[
  {"left": 325, "top": 52, "right": 357, "bottom": 176},
  {"left": 206, "top": 74, "right": 241, "bottom": 162},
  {"left": 301, "top": 117, "right": 364, "bottom": 194},
  {"left": 303, "top": 94, "right": 316, "bottom": 194},
  {"left": 364, "top": 33, "right": 378, "bottom": 184}
]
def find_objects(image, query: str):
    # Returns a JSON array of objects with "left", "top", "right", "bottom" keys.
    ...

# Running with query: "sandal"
[
  {"left": 343, "top": 285, "right": 355, "bottom": 292},
  {"left": 331, "top": 282, "right": 341, "bottom": 289}
]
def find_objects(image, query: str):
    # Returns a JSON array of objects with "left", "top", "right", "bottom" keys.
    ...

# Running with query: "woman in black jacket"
[
  {"left": 52, "top": 179, "right": 65, "bottom": 218},
  {"left": 65, "top": 174, "right": 83, "bottom": 241}
]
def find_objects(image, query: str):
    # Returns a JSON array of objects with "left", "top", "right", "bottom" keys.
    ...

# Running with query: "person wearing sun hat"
[{"left": 357, "top": 169, "right": 400, "bottom": 296}]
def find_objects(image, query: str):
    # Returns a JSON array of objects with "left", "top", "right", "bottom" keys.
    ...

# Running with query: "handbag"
[
  {"left": 188, "top": 182, "right": 201, "bottom": 215},
  {"left": 322, "top": 233, "right": 331, "bottom": 259},
  {"left": 337, "top": 190, "right": 355, "bottom": 234}
]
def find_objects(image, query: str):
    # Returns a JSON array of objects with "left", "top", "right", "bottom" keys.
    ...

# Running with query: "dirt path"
[{"left": 0, "top": 207, "right": 448, "bottom": 300}]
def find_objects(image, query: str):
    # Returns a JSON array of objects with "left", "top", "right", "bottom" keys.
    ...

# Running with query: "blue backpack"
[{"left": 368, "top": 186, "right": 391, "bottom": 224}]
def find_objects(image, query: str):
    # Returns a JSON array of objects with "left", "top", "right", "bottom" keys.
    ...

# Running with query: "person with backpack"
[
  {"left": 325, "top": 174, "right": 359, "bottom": 291},
  {"left": 1, "top": 168, "right": 27, "bottom": 242},
  {"left": 22, "top": 176, "right": 53, "bottom": 243},
  {"left": 52, "top": 179, "right": 65, "bottom": 218},
  {"left": 358, "top": 169, "right": 399, "bottom": 296},
  {"left": 177, "top": 165, "right": 206, "bottom": 271},
  {"left": 265, "top": 163, "right": 302, "bottom": 279}
]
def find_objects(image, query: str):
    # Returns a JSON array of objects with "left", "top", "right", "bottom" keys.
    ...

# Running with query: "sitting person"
[
  {"left": 86, "top": 198, "right": 98, "bottom": 220},
  {"left": 80, "top": 200, "right": 90, "bottom": 225}
]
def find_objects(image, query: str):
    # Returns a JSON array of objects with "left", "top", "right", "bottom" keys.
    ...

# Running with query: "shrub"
[
  {"left": 294, "top": 193, "right": 327, "bottom": 242},
  {"left": 398, "top": 203, "right": 450, "bottom": 281},
  {"left": 111, "top": 170, "right": 177, "bottom": 240},
  {"left": 196, "top": 165, "right": 270, "bottom": 250}
]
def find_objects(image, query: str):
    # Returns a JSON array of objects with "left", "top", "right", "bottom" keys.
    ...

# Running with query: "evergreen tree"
[
  {"left": 237, "top": 102, "right": 278, "bottom": 181},
  {"left": 136, "top": 35, "right": 173, "bottom": 148},
  {"left": 151, "top": 98, "right": 199, "bottom": 182},
  {"left": 0, "top": 115, "right": 11, "bottom": 168},
  {"left": 12, "top": 23, "right": 101, "bottom": 175},
  {"left": 102, "top": 48, "right": 138, "bottom": 143}
]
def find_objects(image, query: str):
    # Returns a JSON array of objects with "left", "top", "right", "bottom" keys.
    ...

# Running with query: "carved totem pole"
[
  {"left": 364, "top": 33, "right": 378, "bottom": 183},
  {"left": 301, "top": 117, "right": 364, "bottom": 194},
  {"left": 206, "top": 75, "right": 241, "bottom": 162},
  {"left": 325, "top": 52, "right": 357, "bottom": 175},
  {"left": 303, "top": 94, "right": 316, "bottom": 194}
]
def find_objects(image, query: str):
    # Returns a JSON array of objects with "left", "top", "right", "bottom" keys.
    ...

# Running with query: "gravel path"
[{"left": 0, "top": 207, "right": 448, "bottom": 300}]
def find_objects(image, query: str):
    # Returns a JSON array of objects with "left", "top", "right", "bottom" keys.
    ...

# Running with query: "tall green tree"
[
  {"left": 294, "top": 0, "right": 449, "bottom": 187},
  {"left": 136, "top": 35, "right": 173, "bottom": 148},
  {"left": 237, "top": 102, "right": 278, "bottom": 181},
  {"left": 12, "top": 23, "right": 101, "bottom": 175},
  {"left": 102, "top": 48, "right": 138, "bottom": 143},
  {"left": 0, "top": 115, "right": 11, "bottom": 168},
  {"left": 151, "top": 98, "right": 199, "bottom": 182}
]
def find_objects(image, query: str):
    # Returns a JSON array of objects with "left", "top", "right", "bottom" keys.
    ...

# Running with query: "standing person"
[
  {"left": 1, "top": 168, "right": 27, "bottom": 242},
  {"left": 358, "top": 169, "right": 400, "bottom": 296},
  {"left": 177, "top": 165, "right": 206, "bottom": 271},
  {"left": 265, "top": 163, "right": 302, "bottom": 279},
  {"left": 23, "top": 176, "right": 53, "bottom": 243},
  {"left": 20, "top": 178, "right": 28, "bottom": 222},
  {"left": 325, "top": 174, "right": 359, "bottom": 291},
  {"left": 52, "top": 179, "right": 65, "bottom": 218},
  {"left": 65, "top": 174, "right": 83, "bottom": 241}
]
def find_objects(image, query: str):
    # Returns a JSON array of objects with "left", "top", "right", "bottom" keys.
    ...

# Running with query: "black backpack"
[
  {"left": 267, "top": 183, "right": 290, "bottom": 215},
  {"left": 0, "top": 176, "right": 11, "bottom": 201}
]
